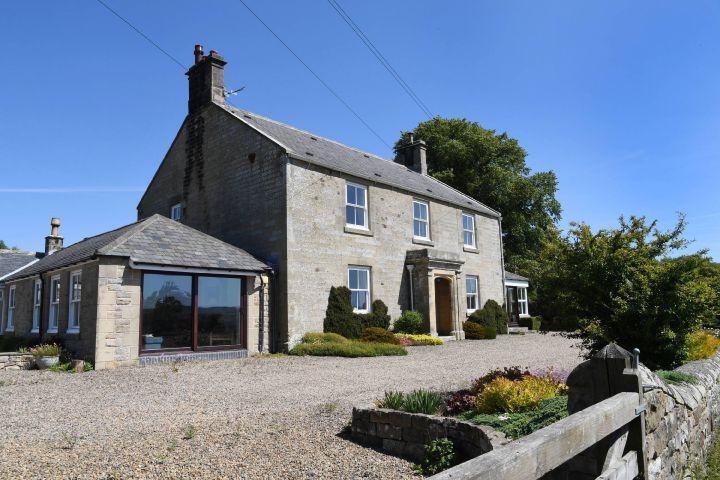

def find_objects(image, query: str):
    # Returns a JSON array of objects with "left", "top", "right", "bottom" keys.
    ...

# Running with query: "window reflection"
[
  {"left": 142, "top": 274, "right": 193, "bottom": 351},
  {"left": 197, "top": 277, "right": 243, "bottom": 347}
]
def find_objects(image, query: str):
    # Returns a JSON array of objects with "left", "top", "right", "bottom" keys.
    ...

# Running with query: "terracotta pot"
[{"left": 35, "top": 356, "right": 60, "bottom": 370}]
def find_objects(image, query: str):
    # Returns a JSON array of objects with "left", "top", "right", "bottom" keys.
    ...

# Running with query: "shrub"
[
  {"left": 323, "top": 286, "right": 363, "bottom": 339},
  {"left": 414, "top": 438, "right": 458, "bottom": 475},
  {"left": 686, "top": 330, "right": 720, "bottom": 362},
  {"left": 29, "top": 343, "right": 62, "bottom": 357},
  {"left": 358, "top": 300, "right": 391, "bottom": 330},
  {"left": 463, "top": 322, "right": 496, "bottom": 340},
  {"left": 393, "top": 310, "right": 426, "bottom": 334},
  {"left": 539, "top": 317, "right": 579, "bottom": 332},
  {"left": 376, "top": 391, "right": 405, "bottom": 410},
  {"left": 444, "top": 391, "right": 477, "bottom": 415},
  {"left": 519, "top": 316, "right": 542, "bottom": 331},
  {"left": 394, "top": 334, "right": 444, "bottom": 346},
  {"left": 302, "top": 332, "right": 349, "bottom": 344},
  {"left": 289, "top": 340, "right": 406, "bottom": 357},
  {"left": 470, "top": 366, "right": 529, "bottom": 394},
  {"left": 475, "top": 376, "right": 568, "bottom": 414},
  {"left": 468, "top": 299, "right": 508, "bottom": 334},
  {"left": 656, "top": 370, "right": 699, "bottom": 385},
  {"left": 402, "top": 389, "right": 446, "bottom": 415},
  {"left": 361, "top": 327, "right": 400, "bottom": 344},
  {"left": 463, "top": 396, "right": 568, "bottom": 439}
]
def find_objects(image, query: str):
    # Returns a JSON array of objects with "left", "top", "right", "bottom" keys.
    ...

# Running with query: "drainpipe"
[{"left": 406, "top": 265, "right": 415, "bottom": 311}]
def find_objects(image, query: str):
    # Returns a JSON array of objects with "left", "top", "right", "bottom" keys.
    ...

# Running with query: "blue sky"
[{"left": 1, "top": 1, "right": 719, "bottom": 257}]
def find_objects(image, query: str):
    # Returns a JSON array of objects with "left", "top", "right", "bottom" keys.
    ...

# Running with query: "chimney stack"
[
  {"left": 45, "top": 218, "right": 63, "bottom": 255},
  {"left": 394, "top": 131, "right": 428, "bottom": 175},
  {"left": 186, "top": 44, "right": 227, "bottom": 114}
]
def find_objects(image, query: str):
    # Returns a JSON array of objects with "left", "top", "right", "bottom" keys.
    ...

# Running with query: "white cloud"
[{"left": 0, "top": 187, "right": 144, "bottom": 193}]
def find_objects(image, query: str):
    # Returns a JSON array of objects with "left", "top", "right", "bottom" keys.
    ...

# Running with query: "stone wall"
[
  {"left": 0, "top": 352, "right": 33, "bottom": 370},
  {"left": 640, "top": 356, "right": 720, "bottom": 478},
  {"left": 351, "top": 406, "right": 509, "bottom": 463}
]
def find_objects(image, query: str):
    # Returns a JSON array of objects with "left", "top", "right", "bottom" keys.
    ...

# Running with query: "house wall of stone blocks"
[{"left": 94, "top": 258, "right": 141, "bottom": 370}]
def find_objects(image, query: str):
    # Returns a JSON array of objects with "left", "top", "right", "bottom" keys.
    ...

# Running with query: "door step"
[{"left": 507, "top": 326, "right": 529, "bottom": 334}]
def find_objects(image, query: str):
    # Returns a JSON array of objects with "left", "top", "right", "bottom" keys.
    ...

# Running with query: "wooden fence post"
[{"left": 560, "top": 343, "right": 647, "bottom": 479}]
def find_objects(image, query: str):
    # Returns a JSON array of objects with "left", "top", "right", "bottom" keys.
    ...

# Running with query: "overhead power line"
[
  {"left": 93, "top": 0, "right": 187, "bottom": 71},
  {"left": 234, "top": 0, "right": 392, "bottom": 149},
  {"left": 326, "top": 0, "right": 434, "bottom": 119}
]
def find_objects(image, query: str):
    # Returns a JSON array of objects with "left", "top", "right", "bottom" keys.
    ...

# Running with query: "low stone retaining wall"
[
  {"left": 0, "top": 352, "right": 34, "bottom": 370},
  {"left": 640, "top": 355, "right": 720, "bottom": 478},
  {"left": 138, "top": 349, "right": 248, "bottom": 366},
  {"left": 351, "top": 407, "right": 509, "bottom": 463}
]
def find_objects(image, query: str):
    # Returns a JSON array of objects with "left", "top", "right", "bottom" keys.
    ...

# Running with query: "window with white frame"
[
  {"left": 32, "top": 279, "right": 42, "bottom": 332},
  {"left": 413, "top": 200, "right": 430, "bottom": 239},
  {"left": 345, "top": 183, "right": 368, "bottom": 229},
  {"left": 48, "top": 276, "right": 60, "bottom": 333},
  {"left": 462, "top": 213, "right": 476, "bottom": 247},
  {"left": 6, "top": 286, "right": 16, "bottom": 332},
  {"left": 348, "top": 266, "right": 371, "bottom": 313},
  {"left": 518, "top": 287, "right": 529, "bottom": 316},
  {"left": 68, "top": 271, "right": 81, "bottom": 332},
  {"left": 170, "top": 203, "right": 182, "bottom": 221},
  {"left": 466, "top": 276, "right": 479, "bottom": 313}
]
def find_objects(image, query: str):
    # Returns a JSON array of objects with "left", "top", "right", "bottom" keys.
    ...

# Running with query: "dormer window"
[
  {"left": 462, "top": 213, "right": 476, "bottom": 248},
  {"left": 413, "top": 200, "right": 430, "bottom": 240},
  {"left": 170, "top": 203, "right": 182, "bottom": 221},
  {"left": 345, "top": 183, "right": 368, "bottom": 229}
]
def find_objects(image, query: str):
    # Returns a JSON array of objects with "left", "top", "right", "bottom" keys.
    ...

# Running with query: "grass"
[
  {"left": 694, "top": 433, "right": 720, "bottom": 479},
  {"left": 459, "top": 396, "right": 569, "bottom": 439},
  {"left": 289, "top": 333, "right": 406, "bottom": 357},
  {"left": 182, "top": 425, "right": 196, "bottom": 440},
  {"left": 49, "top": 360, "right": 94, "bottom": 373},
  {"left": 376, "top": 389, "right": 445, "bottom": 415},
  {"left": 656, "top": 370, "right": 699, "bottom": 385}
]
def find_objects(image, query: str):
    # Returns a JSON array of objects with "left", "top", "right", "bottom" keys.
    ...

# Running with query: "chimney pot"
[
  {"left": 186, "top": 44, "right": 227, "bottom": 114},
  {"left": 393, "top": 133, "right": 427, "bottom": 175},
  {"left": 194, "top": 44, "right": 204, "bottom": 64},
  {"left": 45, "top": 217, "right": 63, "bottom": 255}
]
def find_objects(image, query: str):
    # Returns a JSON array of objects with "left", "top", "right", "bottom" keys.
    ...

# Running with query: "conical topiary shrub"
[{"left": 323, "top": 286, "right": 363, "bottom": 339}]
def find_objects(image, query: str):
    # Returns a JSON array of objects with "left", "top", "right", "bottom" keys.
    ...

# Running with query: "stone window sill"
[
  {"left": 344, "top": 226, "right": 374, "bottom": 237},
  {"left": 30, "top": 328, "right": 39, "bottom": 334},
  {"left": 463, "top": 246, "right": 479, "bottom": 253},
  {"left": 4, "top": 328, "right": 14, "bottom": 333},
  {"left": 412, "top": 237, "right": 434, "bottom": 247},
  {"left": 47, "top": 328, "right": 58, "bottom": 334},
  {"left": 66, "top": 328, "right": 80, "bottom": 335}
]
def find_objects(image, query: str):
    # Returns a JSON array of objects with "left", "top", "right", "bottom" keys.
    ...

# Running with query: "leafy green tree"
[
  {"left": 0, "top": 240, "right": 7, "bottom": 249},
  {"left": 396, "top": 119, "right": 561, "bottom": 268},
  {"left": 531, "top": 215, "right": 718, "bottom": 368}
]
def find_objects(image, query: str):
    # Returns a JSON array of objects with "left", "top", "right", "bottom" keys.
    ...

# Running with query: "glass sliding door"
[
  {"left": 197, "top": 276, "right": 243, "bottom": 348},
  {"left": 141, "top": 274, "right": 193, "bottom": 351}
]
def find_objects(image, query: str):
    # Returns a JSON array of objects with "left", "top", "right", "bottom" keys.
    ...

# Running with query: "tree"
[
  {"left": 0, "top": 240, "right": 7, "bottom": 249},
  {"left": 396, "top": 118, "right": 561, "bottom": 268},
  {"left": 532, "top": 214, "right": 718, "bottom": 369}
]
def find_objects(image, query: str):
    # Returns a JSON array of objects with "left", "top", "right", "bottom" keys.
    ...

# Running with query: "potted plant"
[{"left": 30, "top": 343, "right": 62, "bottom": 369}]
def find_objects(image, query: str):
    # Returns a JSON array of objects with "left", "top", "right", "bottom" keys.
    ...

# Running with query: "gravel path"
[{"left": 0, "top": 334, "right": 583, "bottom": 479}]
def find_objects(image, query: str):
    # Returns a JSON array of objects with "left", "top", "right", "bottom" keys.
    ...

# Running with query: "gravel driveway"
[{"left": 0, "top": 333, "right": 583, "bottom": 479}]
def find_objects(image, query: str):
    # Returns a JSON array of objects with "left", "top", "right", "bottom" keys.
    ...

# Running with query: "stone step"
[{"left": 507, "top": 326, "right": 529, "bottom": 334}]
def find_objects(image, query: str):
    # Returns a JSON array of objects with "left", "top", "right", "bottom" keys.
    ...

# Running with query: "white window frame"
[
  {"left": 412, "top": 200, "right": 430, "bottom": 240},
  {"left": 466, "top": 276, "right": 479, "bottom": 313},
  {"left": 48, "top": 275, "right": 61, "bottom": 334},
  {"left": 345, "top": 182, "right": 369, "bottom": 230},
  {"left": 170, "top": 203, "right": 182, "bottom": 221},
  {"left": 6, "top": 285, "right": 16, "bottom": 332},
  {"left": 348, "top": 266, "right": 371, "bottom": 313},
  {"left": 67, "top": 271, "right": 81, "bottom": 333},
  {"left": 31, "top": 279, "right": 42, "bottom": 333},
  {"left": 518, "top": 287, "right": 529, "bottom": 317},
  {"left": 462, "top": 213, "right": 476, "bottom": 248}
]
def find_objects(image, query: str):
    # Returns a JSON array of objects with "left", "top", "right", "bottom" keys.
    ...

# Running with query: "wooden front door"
[
  {"left": 434, "top": 277, "right": 453, "bottom": 335},
  {"left": 506, "top": 286, "right": 520, "bottom": 325}
]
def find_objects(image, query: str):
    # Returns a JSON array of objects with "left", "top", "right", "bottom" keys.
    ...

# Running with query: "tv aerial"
[{"left": 224, "top": 86, "right": 246, "bottom": 98}]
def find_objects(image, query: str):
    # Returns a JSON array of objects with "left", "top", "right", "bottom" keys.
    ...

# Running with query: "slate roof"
[
  {"left": 505, "top": 271, "right": 529, "bottom": 282},
  {"left": 0, "top": 250, "right": 41, "bottom": 281},
  {"left": 221, "top": 104, "right": 500, "bottom": 218},
  {"left": 5, "top": 215, "right": 268, "bottom": 281}
]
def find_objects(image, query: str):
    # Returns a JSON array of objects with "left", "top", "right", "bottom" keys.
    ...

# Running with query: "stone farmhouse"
[{"left": 0, "top": 46, "right": 532, "bottom": 367}]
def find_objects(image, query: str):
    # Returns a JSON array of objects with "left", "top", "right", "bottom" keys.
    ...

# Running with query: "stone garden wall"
[
  {"left": 640, "top": 355, "right": 720, "bottom": 478},
  {"left": 0, "top": 352, "right": 33, "bottom": 370},
  {"left": 351, "top": 407, "right": 509, "bottom": 463}
]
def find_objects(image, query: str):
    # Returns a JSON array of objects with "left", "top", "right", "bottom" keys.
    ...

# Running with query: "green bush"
[
  {"left": 539, "top": 317, "right": 579, "bottom": 332},
  {"left": 468, "top": 300, "right": 508, "bottom": 334},
  {"left": 519, "top": 316, "right": 542, "bottom": 331},
  {"left": 289, "top": 340, "right": 406, "bottom": 357},
  {"left": 463, "top": 322, "right": 496, "bottom": 340},
  {"left": 414, "top": 438, "right": 458, "bottom": 475},
  {"left": 323, "top": 286, "right": 363, "bottom": 339},
  {"left": 402, "top": 389, "right": 445, "bottom": 415},
  {"left": 361, "top": 327, "right": 400, "bottom": 344},
  {"left": 376, "top": 391, "right": 405, "bottom": 410},
  {"left": 358, "top": 300, "right": 391, "bottom": 330},
  {"left": 461, "top": 396, "right": 568, "bottom": 439},
  {"left": 393, "top": 310, "right": 426, "bottom": 334},
  {"left": 302, "top": 332, "right": 349, "bottom": 344},
  {"left": 474, "top": 376, "right": 568, "bottom": 414},
  {"left": 656, "top": 370, "right": 699, "bottom": 385}
]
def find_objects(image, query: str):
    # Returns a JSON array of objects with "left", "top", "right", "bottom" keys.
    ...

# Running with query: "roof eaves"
[{"left": 0, "top": 258, "right": 40, "bottom": 282}]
